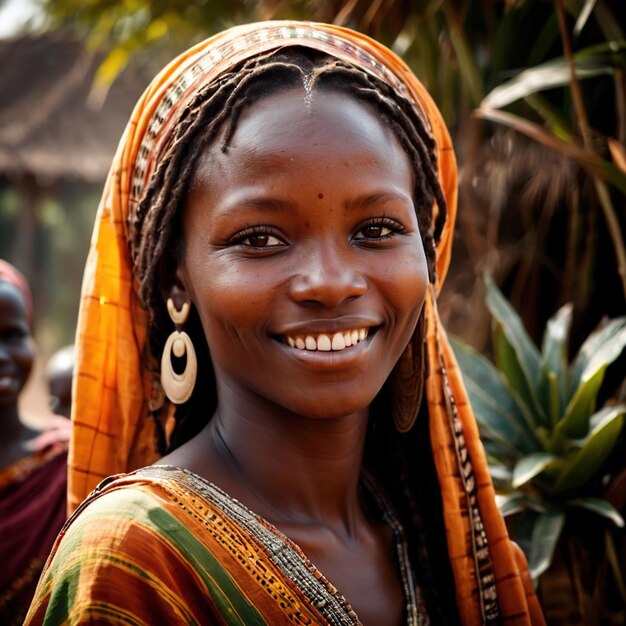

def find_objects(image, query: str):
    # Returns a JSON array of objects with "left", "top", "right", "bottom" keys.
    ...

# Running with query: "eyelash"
[
  {"left": 354, "top": 216, "right": 405, "bottom": 241},
  {"left": 230, "top": 225, "right": 285, "bottom": 248},
  {"left": 230, "top": 216, "right": 406, "bottom": 249}
]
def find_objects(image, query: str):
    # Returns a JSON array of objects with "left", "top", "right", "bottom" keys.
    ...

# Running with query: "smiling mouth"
[{"left": 283, "top": 328, "right": 371, "bottom": 352}]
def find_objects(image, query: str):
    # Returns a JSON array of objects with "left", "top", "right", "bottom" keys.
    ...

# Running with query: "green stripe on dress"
[
  {"left": 37, "top": 491, "right": 267, "bottom": 626},
  {"left": 146, "top": 507, "right": 268, "bottom": 626}
]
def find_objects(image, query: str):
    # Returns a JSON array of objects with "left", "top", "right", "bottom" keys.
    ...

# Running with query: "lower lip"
[{"left": 275, "top": 332, "right": 376, "bottom": 370}]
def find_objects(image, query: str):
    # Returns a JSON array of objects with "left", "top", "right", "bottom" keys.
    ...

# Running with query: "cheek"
[
  {"left": 15, "top": 338, "right": 35, "bottom": 378},
  {"left": 382, "top": 246, "right": 429, "bottom": 323},
  {"left": 184, "top": 256, "right": 276, "bottom": 349}
]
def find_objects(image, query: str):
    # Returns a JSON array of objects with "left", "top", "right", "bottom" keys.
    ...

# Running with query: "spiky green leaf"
[
  {"left": 524, "top": 93, "right": 573, "bottom": 140},
  {"left": 569, "top": 497, "right": 625, "bottom": 527},
  {"left": 558, "top": 320, "right": 626, "bottom": 438},
  {"left": 538, "top": 303, "right": 572, "bottom": 422},
  {"left": 558, "top": 367, "right": 606, "bottom": 438},
  {"left": 568, "top": 317, "right": 626, "bottom": 401},
  {"left": 481, "top": 40, "right": 626, "bottom": 109},
  {"left": 498, "top": 492, "right": 546, "bottom": 517},
  {"left": 512, "top": 453, "right": 562, "bottom": 488},
  {"left": 492, "top": 325, "right": 537, "bottom": 419},
  {"left": 573, "top": 0, "right": 599, "bottom": 36},
  {"left": 450, "top": 336, "right": 539, "bottom": 454},
  {"left": 510, "top": 509, "right": 539, "bottom": 563},
  {"left": 528, "top": 510, "right": 566, "bottom": 580},
  {"left": 554, "top": 405, "right": 625, "bottom": 492},
  {"left": 483, "top": 439, "right": 520, "bottom": 461},
  {"left": 484, "top": 275, "right": 546, "bottom": 425},
  {"left": 488, "top": 463, "right": 514, "bottom": 491}
]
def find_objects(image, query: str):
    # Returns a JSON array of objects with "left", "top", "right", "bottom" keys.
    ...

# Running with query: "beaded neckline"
[{"left": 135, "top": 465, "right": 430, "bottom": 626}]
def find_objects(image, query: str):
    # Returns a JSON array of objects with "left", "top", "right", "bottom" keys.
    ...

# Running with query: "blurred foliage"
[
  {"left": 0, "top": 181, "right": 98, "bottom": 354},
  {"left": 475, "top": 0, "right": 626, "bottom": 336},
  {"left": 452, "top": 275, "right": 626, "bottom": 623},
  {"left": 39, "top": 0, "right": 263, "bottom": 90}
]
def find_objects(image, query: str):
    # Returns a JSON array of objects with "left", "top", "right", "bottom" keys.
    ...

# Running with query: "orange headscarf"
[{"left": 69, "top": 21, "right": 544, "bottom": 625}]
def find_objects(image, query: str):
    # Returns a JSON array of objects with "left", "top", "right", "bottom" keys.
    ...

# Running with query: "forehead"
[
  {"left": 0, "top": 281, "right": 29, "bottom": 320},
  {"left": 248, "top": 86, "right": 386, "bottom": 147},
  {"left": 193, "top": 86, "right": 410, "bottom": 181},
  {"left": 129, "top": 30, "right": 431, "bottom": 205}
]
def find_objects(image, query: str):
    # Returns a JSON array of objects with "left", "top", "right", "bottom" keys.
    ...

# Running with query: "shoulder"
[
  {"left": 52, "top": 470, "right": 196, "bottom": 562},
  {"left": 26, "top": 471, "right": 221, "bottom": 625},
  {"left": 39, "top": 473, "right": 184, "bottom": 571}
]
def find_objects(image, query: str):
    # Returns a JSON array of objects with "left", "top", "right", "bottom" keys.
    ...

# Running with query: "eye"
[
  {"left": 359, "top": 224, "right": 393, "bottom": 239},
  {"left": 232, "top": 226, "right": 286, "bottom": 249},
  {"left": 354, "top": 217, "right": 404, "bottom": 241},
  {"left": 241, "top": 233, "right": 283, "bottom": 248},
  {"left": 2, "top": 328, "right": 27, "bottom": 343}
]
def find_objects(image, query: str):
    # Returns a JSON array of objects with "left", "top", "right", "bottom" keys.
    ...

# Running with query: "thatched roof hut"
[
  {"left": 0, "top": 33, "right": 151, "bottom": 335},
  {"left": 0, "top": 33, "right": 149, "bottom": 183}
]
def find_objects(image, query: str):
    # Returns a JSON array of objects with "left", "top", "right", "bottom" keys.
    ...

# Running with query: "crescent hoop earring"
[{"left": 161, "top": 298, "right": 197, "bottom": 405}]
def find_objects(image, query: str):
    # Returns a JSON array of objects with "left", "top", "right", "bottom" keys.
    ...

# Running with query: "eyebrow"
[
  {"left": 216, "top": 196, "right": 298, "bottom": 217},
  {"left": 217, "top": 190, "right": 411, "bottom": 215},
  {"left": 345, "top": 191, "right": 413, "bottom": 212}
]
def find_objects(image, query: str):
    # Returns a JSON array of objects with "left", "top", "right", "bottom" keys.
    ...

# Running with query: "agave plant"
[{"left": 451, "top": 275, "right": 626, "bottom": 617}]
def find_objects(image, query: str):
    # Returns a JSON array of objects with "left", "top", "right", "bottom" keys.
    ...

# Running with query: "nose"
[{"left": 289, "top": 244, "right": 367, "bottom": 307}]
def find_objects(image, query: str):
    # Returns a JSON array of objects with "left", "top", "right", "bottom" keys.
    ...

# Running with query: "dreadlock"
[{"left": 128, "top": 47, "right": 458, "bottom": 624}]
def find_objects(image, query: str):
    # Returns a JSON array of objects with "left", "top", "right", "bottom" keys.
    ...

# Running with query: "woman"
[
  {"left": 0, "top": 260, "right": 70, "bottom": 625},
  {"left": 26, "top": 22, "right": 544, "bottom": 625}
]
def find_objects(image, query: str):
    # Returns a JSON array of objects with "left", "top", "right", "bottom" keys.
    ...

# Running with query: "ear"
[
  {"left": 167, "top": 281, "right": 189, "bottom": 312},
  {"left": 158, "top": 263, "right": 192, "bottom": 312}
]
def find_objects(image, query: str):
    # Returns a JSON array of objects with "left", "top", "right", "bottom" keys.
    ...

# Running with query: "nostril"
[{"left": 289, "top": 269, "right": 367, "bottom": 307}]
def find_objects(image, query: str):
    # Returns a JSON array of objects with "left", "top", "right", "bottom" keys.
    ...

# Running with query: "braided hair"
[{"left": 128, "top": 46, "right": 458, "bottom": 624}]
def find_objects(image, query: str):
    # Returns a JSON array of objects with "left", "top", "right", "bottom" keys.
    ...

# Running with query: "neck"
[
  {"left": 0, "top": 403, "right": 25, "bottom": 440},
  {"left": 205, "top": 380, "right": 370, "bottom": 532},
  {"left": 0, "top": 403, "right": 37, "bottom": 468}
]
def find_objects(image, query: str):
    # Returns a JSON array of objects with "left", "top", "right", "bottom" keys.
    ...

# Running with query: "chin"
[{"left": 281, "top": 392, "right": 379, "bottom": 421}]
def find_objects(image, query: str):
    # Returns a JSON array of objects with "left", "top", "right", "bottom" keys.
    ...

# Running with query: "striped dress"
[{"left": 25, "top": 466, "right": 405, "bottom": 626}]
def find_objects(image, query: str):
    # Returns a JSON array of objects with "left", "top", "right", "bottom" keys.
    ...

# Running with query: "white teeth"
[
  {"left": 331, "top": 333, "right": 346, "bottom": 350},
  {"left": 285, "top": 328, "right": 370, "bottom": 352},
  {"left": 317, "top": 334, "right": 332, "bottom": 351}
]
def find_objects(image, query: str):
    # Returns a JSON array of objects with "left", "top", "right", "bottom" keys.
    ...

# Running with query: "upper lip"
[{"left": 274, "top": 317, "right": 382, "bottom": 336}]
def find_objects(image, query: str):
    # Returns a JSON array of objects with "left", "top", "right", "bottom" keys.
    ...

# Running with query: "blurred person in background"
[
  {"left": 0, "top": 259, "right": 70, "bottom": 625},
  {"left": 46, "top": 344, "right": 74, "bottom": 419}
]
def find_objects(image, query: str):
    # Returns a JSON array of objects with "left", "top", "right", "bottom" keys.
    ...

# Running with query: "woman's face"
[
  {"left": 177, "top": 86, "right": 429, "bottom": 419},
  {"left": 0, "top": 282, "right": 34, "bottom": 408}
]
